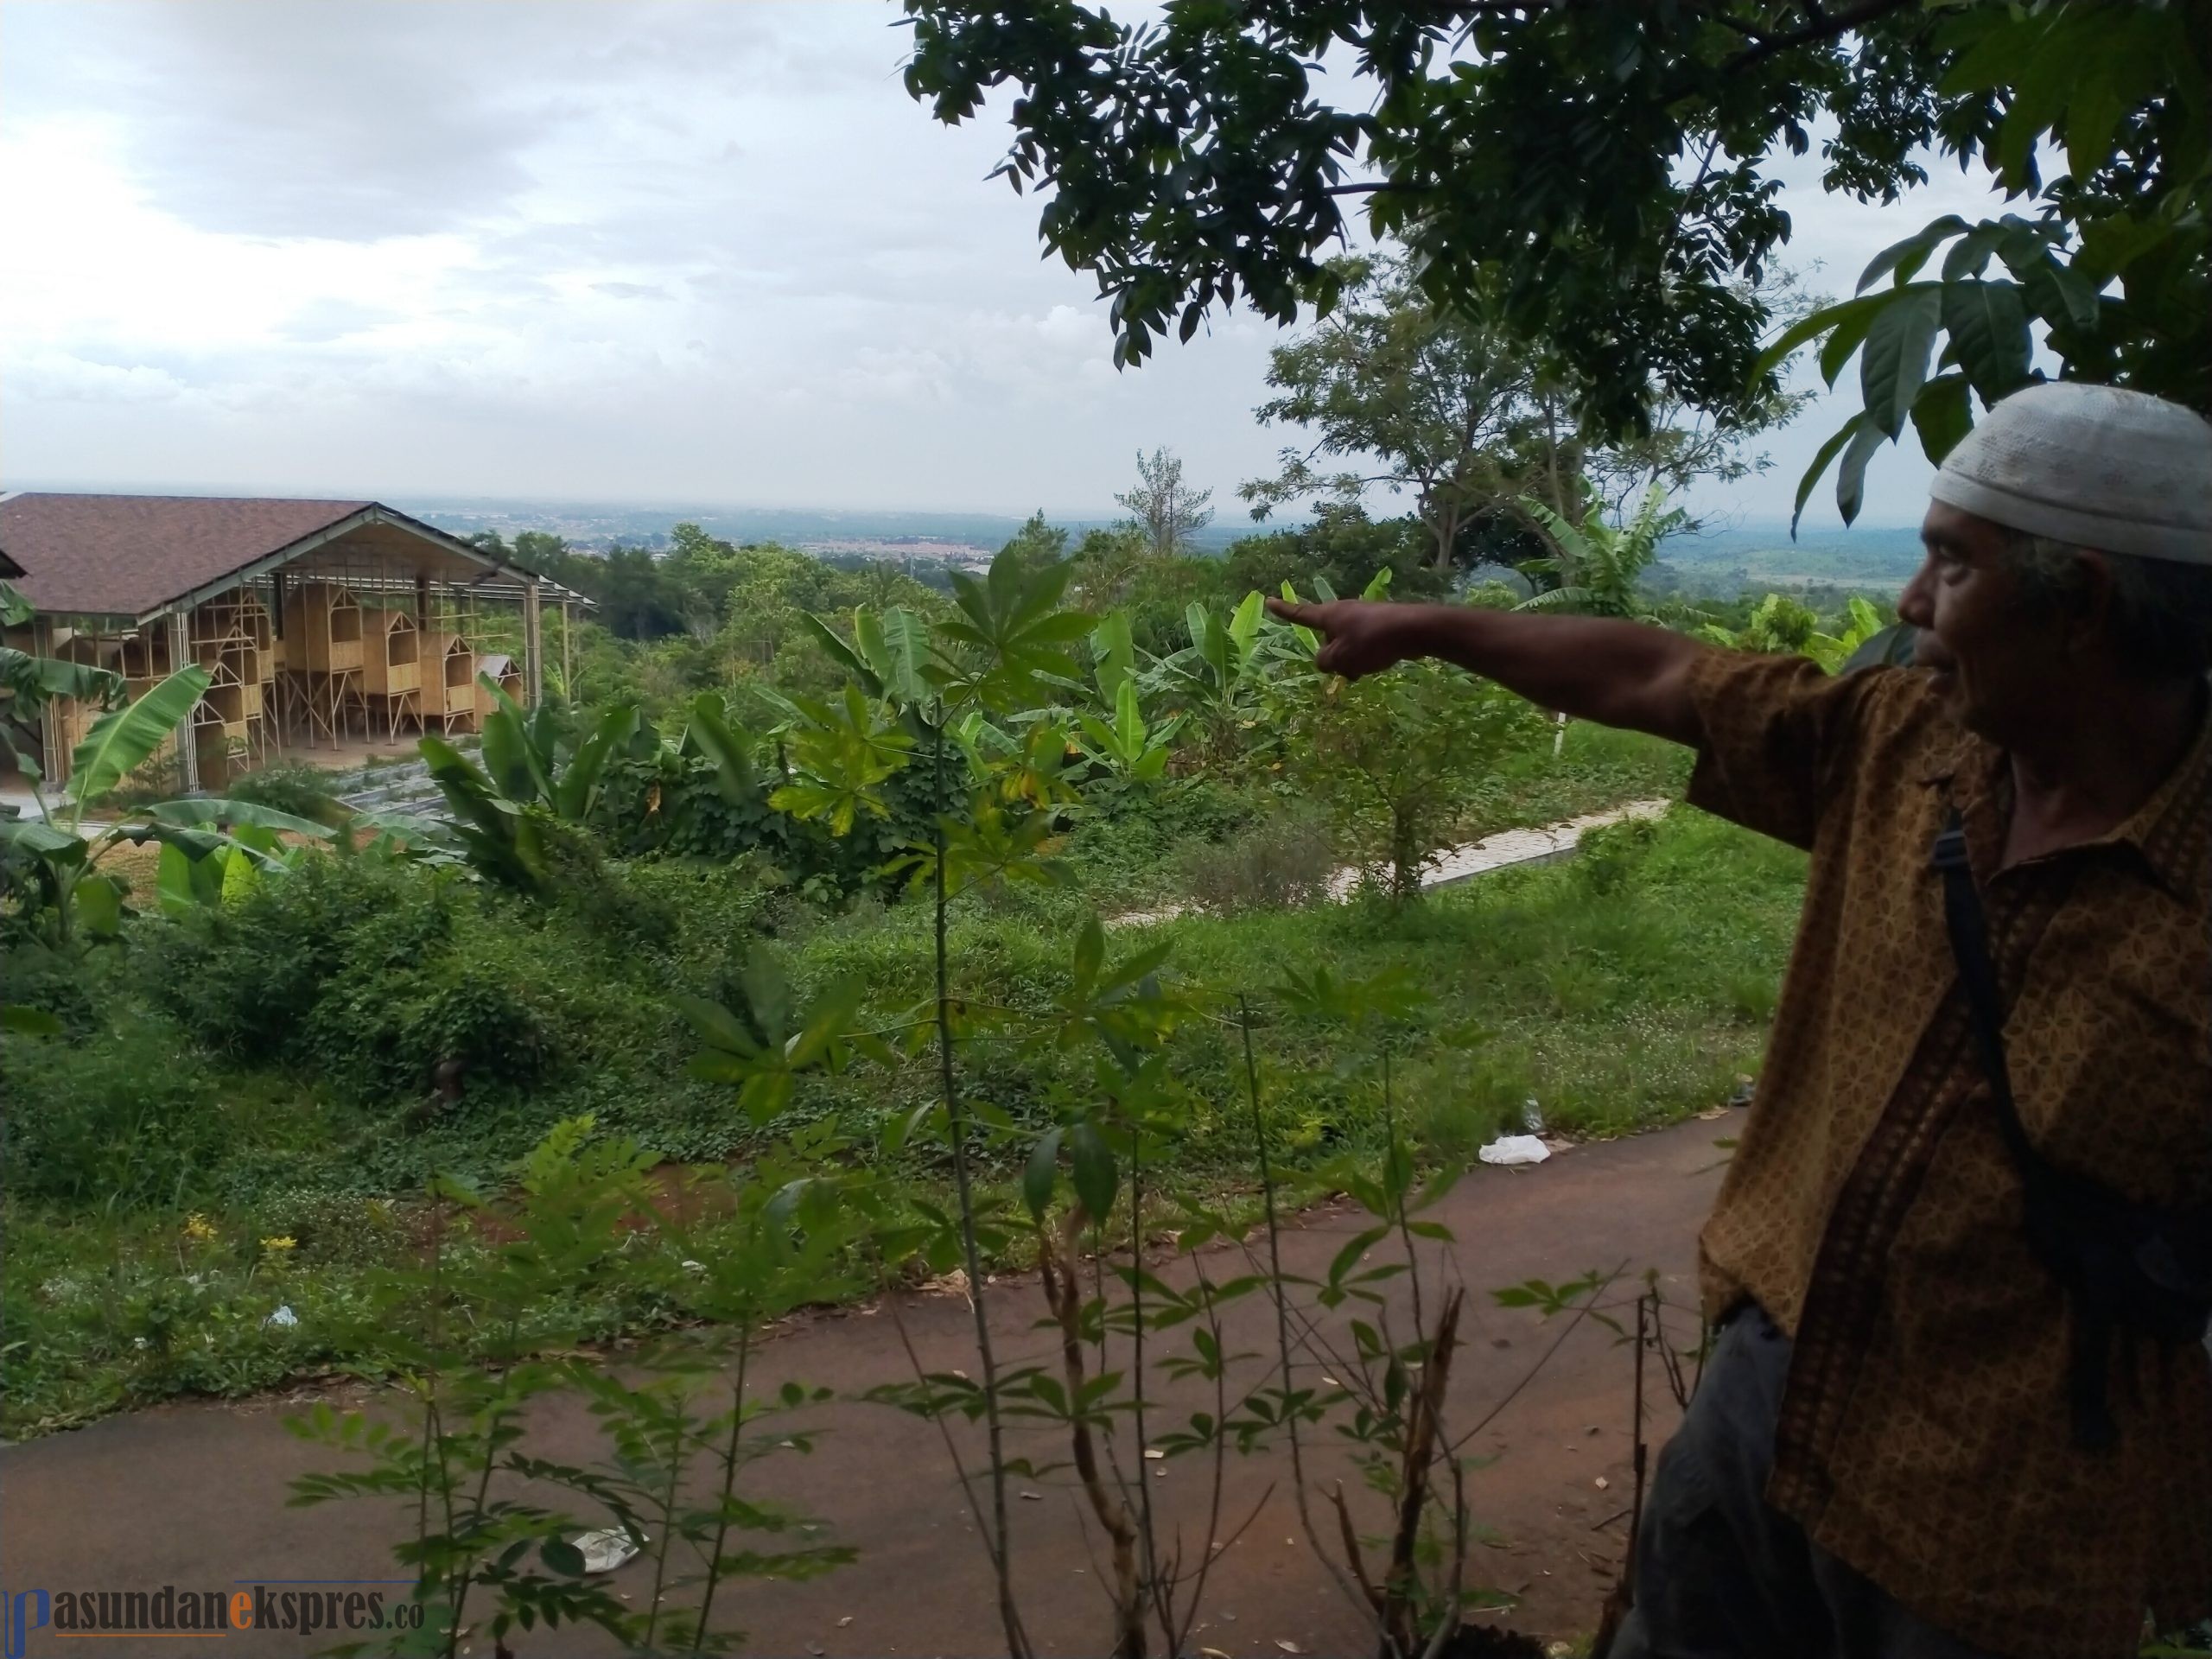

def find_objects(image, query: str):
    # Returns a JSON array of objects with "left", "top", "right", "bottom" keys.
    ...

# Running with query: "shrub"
[
  {"left": 2, "top": 1016, "right": 229, "bottom": 1208},
  {"left": 1173, "top": 800, "right": 1337, "bottom": 913},
  {"left": 224, "top": 761, "right": 346, "bottom": 824},
  {"left": 1573, "top": 816, "right": 1663, "bottom": 897},
  {"left": 250, "top": 1187, "right": 403, "bottom": 1266}
]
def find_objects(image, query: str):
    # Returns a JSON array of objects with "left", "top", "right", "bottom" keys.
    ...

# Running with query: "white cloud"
[{"left": 0, "top": 1, "right": 2023, "bottom": 529}]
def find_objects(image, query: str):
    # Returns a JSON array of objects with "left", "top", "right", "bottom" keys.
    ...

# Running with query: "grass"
[{"left": 1, "top": 744, "right": 1802, "bottom": 1439}]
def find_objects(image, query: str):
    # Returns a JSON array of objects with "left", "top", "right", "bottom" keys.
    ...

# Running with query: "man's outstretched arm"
[{"left": 1265, "top": 598, "right": 1711, "bottom": 747}]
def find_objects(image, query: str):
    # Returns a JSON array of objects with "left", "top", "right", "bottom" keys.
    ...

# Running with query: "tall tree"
[
  {"left": 1239, "top": 255, "right": 1544, "bottom": 572},
  {"left": 1115, "top": 448, "right": 1215, "bottom": 560},
  {"left": 1241, "top": 254, "right": 1805, "bottom": 569},
  {"left": 901, "top": 2, "right": 2208, "bottom": 479}
]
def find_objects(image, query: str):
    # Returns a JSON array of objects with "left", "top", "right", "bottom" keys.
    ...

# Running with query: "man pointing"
[{"left": 1270, "top": 383, "right": 2212, "bottom": 1659}]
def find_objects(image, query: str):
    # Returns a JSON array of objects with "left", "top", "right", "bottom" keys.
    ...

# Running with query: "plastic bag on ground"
[
  {"left": 1478, "top": 1135, "right": 1551, "bottom": 1167},
  {"left": 573, "top": 1527, "right": 645, "bottom": 1573}
]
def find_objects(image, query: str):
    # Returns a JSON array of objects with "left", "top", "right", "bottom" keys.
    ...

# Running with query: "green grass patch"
[{"left": 3, "top": 785, "right": 1802, "bottom": 1439}]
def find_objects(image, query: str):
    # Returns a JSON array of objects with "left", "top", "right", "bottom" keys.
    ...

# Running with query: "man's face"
[{"left": 1897, "top": 502, "right": 2069, "bottom": 741}]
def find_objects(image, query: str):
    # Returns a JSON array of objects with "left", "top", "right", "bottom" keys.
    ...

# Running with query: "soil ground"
[{"left": 0, "top": 1113, "right": 1738, "bottom": 1659}]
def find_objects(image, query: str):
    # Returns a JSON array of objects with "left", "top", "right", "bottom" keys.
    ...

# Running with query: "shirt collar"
[{"left": 1916, "top": 683, "right": 2212, "bottom": 905}]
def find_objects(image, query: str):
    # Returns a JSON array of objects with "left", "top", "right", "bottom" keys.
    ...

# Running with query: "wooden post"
[
  {"left": 560, "top": 599, "right": 573, "bottom": 699},
  {"left": 523, "top": 580, "right": 544, "bottom": 707},
  {"left": 35, "top": 617, "right": 64, "bottom": 786},
  {"left": 171, "top": 611, "right": 200, "bottom": 793}
]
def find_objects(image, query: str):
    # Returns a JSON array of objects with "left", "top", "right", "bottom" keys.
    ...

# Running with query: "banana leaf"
[{"left": 68, "top": 665, "right": 211, "bottom": 810}]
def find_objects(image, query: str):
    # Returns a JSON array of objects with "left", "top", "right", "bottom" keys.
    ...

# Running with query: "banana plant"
[
  {"left": 154, "top": 821, "right": 308, "bottom": 915},
  {"left": 1087, "top": 611, "right": 1139, "bottom": 708},
  {"left": 800, "top": 604, "right": 936, "bottom": 715},
  {"left": 472, "top": 675, "right": 640, "bottom": 823},
  {"left": 419, "top": 680, "right": 641, "bottom": 891},
  {"left": 0, "top": 663, "right": 335, "bottom": 948},
  {"left": 1073, "top": 678, "right": 1174, "bottom": 785},
  {"left": 1140, "top": 589, "right": 1274, "bottom": 751},
  {"left": 1698, "top": 594, "right": 1895, "bottom": 674},
  {"left": 1, "top": 579, "right": 124, "bottom": 781},
  {"left": 1512, "top": 480, "right": 1684, "bottom": 620}
]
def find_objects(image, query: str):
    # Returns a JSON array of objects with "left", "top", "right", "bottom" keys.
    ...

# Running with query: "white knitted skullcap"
[{"left": 1929, "top": 381, "right": 2212, "bottom": 563}]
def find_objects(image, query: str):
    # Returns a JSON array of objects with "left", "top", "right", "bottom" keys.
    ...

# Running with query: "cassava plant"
[{"left": 288, "top": 1112, "right": 862, "bottom": 1656}]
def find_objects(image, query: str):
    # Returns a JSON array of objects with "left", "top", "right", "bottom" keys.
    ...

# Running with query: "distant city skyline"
[{"left": 4, "top": 3, "right": 2013, "bottom": 532}]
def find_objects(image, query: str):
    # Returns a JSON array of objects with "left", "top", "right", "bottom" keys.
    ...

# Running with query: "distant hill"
[
  {"left": 390, "top": 497, "right": 1248, "bottom": 558},
  {"left": 1652, "top": 524, "right": 1923, "bottom": 592}
]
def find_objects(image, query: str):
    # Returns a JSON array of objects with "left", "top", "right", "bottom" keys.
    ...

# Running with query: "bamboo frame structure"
[
  {"left": 1, "top": 505, "right": 584, "bottom": 788},
  {"left": 474, "top": 653, "right": 525, "bottom": 721},
  {"left": 426, "top": 631, "right": 483, "bottom": 736}
]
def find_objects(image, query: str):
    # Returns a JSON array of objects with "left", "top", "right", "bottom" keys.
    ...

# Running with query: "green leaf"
[
  {"left": 1751, "top": 289, "right": 1891, "bottom": 383},
  {"left": 801, "top": 611, "right": 880, "bottom": 696},
  {"left": 1113, "top": 677, "right": 1147, "bottom": 756},
  {"left": 1068, "top": 1121, "right": 1116, "bottom": 1223},
  {"left": 1071, "top": 914, "right": 1104, "bottom": 1000},
  {"left": 1859, "top": 285, "right": 1945, "bottom": 439},
  {"left": 1226, "top": 589, "right": 1265, "bottom": 659},
  {"left": 1939, "top": 280, "right": 2031, "bottom": 401},
  {"left": 0, "top": 1005, "right": 61, "bottom": 1037},
  {"left": 683, "top": 693, "right": 757, "bottom": 804},
  {"left": 554, "top": 702, "right": 639, "bottom": 820},
  {"left": 871, "top": 607, "right": 936, "bottom": 709},
  {"left": 1326, "top": 1225, "right": 1390, "bottom": 1290},
  {"left": 540, "top": 1539, "right": 588, "bottom": 1579},
  {"left": 1790, "top": 414, "right": 1866, "bottom": 537},
  {"left": 2063, "top": 68, "right": 2127, "bottom": 188},
  {"left": 477, "top": 698, "right": 539, "bottom": 804},
  {"left": 1090, "top": 612, "right": 1136, "bottom": 702},
  {"left": 1855, "top": 215, "right": 1969, "bottom": 294},
  {"left": 156, "top": 839, "right": 226, "bottom": 916},
  {"left": 141, "top": 798, "right": 338, "bottom": 841},
  {"left": 0, "top": 646, "right": 123, "bottom": 709},
  {"left": 1940, "top": 222, "right": 2008, "bottom": 283},
  {"left": 1908, "top": 372, "right": 1974, "bottom": 465},
  {"left": 676, "top": 993, "right": 763, "bottom": 1058},
  {"left": 1834, "top": 413, "right": 1892, "bottom": 527},
  {"left": 68, "top": 665, "right": 211, "bottom": 809},
  {"left": 1024, "top": 1128, "right": 1063, "bottom": 1222},
  {"left": 0, "top": 817, "right": 85, "bottom": 856},
  {"left": 73, "top": 873, "right": 124, "bottom": 938}
]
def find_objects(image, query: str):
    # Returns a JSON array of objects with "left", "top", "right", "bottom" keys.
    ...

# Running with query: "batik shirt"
[{"left": 1684, "top": 649, "right": 2212, "bottom": 1657}]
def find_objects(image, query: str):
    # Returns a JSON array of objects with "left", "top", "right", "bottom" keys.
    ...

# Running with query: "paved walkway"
[
  {"left": 0, "top": 1115, "right": 1738, "bottom": 1659},
  {"left": 1113, "top": 800, "right": 1674, "bottom": 926}
]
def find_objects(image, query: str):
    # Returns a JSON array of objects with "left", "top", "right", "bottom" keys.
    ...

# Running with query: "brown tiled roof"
[{"left": 0, "top": 493, "right": 374, "bottom": 618}]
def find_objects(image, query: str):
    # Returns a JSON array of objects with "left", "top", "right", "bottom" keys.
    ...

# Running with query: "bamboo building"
[{"left": 0, "top": 493, "right": 589, "bottom": 791}]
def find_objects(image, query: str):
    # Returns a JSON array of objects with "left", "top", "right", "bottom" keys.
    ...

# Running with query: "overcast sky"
[{"left": 2, "top": 2, "right": 2022, "bottom": 530}]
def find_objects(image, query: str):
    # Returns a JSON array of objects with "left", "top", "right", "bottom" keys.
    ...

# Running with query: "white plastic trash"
[
  {"left": 572, "top": 1528, "right": 645, "bottom": 1573},
  {"left": 1478, "top": 1135, "right": 1551, "bottom": 1167},
  {"left": 264, "top": 1305, "right": 299, "bottom": 1329}
]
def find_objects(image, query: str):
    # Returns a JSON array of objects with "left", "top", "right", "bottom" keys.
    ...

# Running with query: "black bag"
[{"left": 1931, "top": 811, "right": 2212, "bottom": 1452}]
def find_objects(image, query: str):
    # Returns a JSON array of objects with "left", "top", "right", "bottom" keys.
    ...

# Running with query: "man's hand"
[{"left": 1266, "top": 597, "right": 1419, "bottom": 680}]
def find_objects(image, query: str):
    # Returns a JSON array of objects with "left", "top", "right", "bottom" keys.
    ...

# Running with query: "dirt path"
[{"left": 0, "top": 1113, "right": 1737, "bottom": 1658}]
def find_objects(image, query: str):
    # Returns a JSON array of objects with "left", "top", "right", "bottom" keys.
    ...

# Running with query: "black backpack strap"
[
  {"left": 1929, "top": 814, "right": 2044, "bottom": 1178},
  {"left": 1929, "top": 809, "right": 2121, "bottom": 1452}
]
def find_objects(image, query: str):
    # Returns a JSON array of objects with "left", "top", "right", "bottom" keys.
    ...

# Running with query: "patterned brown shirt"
[{"left": 1683, "top": 647, "right": 2212, "bottom": 1658}]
